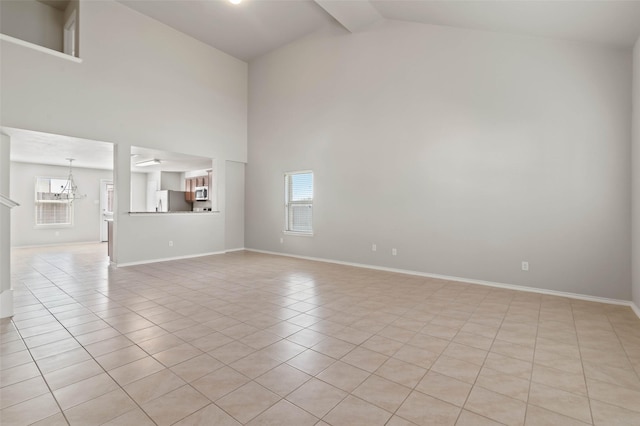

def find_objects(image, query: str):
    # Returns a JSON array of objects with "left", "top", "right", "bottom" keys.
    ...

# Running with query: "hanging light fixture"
[{"left": 56, "top": 158, "right": 86, "bottom": 202}]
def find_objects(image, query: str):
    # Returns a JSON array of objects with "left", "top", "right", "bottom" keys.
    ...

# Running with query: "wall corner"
[{"left": 632, "top": 36, "right": 640, "bottom": 310}]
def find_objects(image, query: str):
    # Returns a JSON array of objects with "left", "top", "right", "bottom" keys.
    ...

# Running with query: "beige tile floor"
[{"left": 2, "top": 243, "right": 640, "bottom": 425}]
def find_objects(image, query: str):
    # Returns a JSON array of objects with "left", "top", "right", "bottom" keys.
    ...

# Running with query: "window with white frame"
[
  {"left": 285, "top": 171, "right": 313, "bottom": 234},
  {"left": 35, "top": 177, "right": 73, "bottom": 226}
]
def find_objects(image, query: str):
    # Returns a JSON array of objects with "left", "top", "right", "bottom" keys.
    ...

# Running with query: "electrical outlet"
[
  {"left": 280, "top": 238, "right": 284, "bottom": 244},
  {"left": 372, "top": 244, "right": 377, "bottom": 252},
  {"left": 392, "top": 248, "right": 397, "bottom": 256},
  {"left": 169, "top": 241, "right": 173, "bottom": 247},
  {"left": 55, "top": 231, "right": 60, "bottom": 236},
  {"left": 522, "top": 261, "right": 529, "bottom": 271}
]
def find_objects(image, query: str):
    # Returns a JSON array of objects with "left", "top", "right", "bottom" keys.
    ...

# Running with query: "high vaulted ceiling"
[
  {"left": 118, "top": 0, "right": 339, "bottom": 62},
  {"left": 8, "top": 1, "right": 640, "bottom": 168},
  {"left": 118, "top": 0, "right": 640, "bottom": 62}
]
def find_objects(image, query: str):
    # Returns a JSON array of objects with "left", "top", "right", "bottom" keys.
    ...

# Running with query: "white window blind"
[
  {"left": 35, "top": 177, "right": 73, "bottom": 226},
  {"left": 285, "top": 171, "right": 313, "bottom": 234}
]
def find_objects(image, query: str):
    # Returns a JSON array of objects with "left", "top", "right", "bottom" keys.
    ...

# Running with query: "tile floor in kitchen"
[{"left": 1, "top": 243, "right": 640, "bottom": 425}]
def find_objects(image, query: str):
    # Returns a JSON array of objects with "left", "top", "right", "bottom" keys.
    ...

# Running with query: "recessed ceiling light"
[{"left": 229, "top": 0, "right": 241, "bottom": 4}]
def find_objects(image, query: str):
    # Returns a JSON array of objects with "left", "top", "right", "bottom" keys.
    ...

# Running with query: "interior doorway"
[{"left": 100, "top": 179, "right": 114, "bottom": 242}]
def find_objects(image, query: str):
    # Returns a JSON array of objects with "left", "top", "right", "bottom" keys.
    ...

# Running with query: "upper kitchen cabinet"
[{"left": 0, "top": 0, "right": 80, "bottom": 58}]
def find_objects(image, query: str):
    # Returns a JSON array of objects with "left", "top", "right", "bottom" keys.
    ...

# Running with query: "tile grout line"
[
  {"left": 12, "top": 262, "right": 162, "bottom": 425},
  {"left": 8, "top": 245, "right": 640, "bottom": 425},
  {"left": 448, "top": 287, "right": 511, "bottom": 426},
  {"left": 573, "top": 304, "right": 597, "bottom": 426},
  {"left": 606, "top": 309, "right": 640, "bottom": 385},
  {"left": 324, "top": 294, "right": 432, "bottom": 424},
  {"left": 10, "top": 275, "right": 74, "bottom": 426},
  {"left": 27, "top": 250, "right": 267, "bottom": 424},
  {"left": 522, "top": 296, "right": 542, "bottom": 426},
  {"left": 61, "top": 258, "right": 345, "bottom": 425},
  {"left": 582, "top": 305, "right": 640, "bottom": 418}
]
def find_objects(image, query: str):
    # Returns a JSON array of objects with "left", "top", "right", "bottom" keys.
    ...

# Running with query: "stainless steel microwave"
[{"left": 194, "top": 186, "right": 208, "bottom": 201}]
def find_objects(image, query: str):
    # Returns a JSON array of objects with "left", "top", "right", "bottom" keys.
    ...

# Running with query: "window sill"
[
  {"left": 284, "top": 231, "right": 314, "bottom": 237},
  {"left": 34, "top": 224, "right": 73, "bottom": 230}
]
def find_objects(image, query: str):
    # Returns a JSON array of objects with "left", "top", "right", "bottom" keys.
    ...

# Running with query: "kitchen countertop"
[{"left": 128, "top": 211, "right": 220, "bottom": 216}]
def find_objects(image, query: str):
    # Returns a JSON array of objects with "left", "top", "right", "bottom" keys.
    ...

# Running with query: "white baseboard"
[
  {"left": 225, "top": 247, "right": 246, "bottom": 253},
  {"left": 247, "top": 248, "right": 640, "bottom": 318},
  {"left": 0, "top": 289, "right": 14, "bottom": 319},
  {"left": 12, "top": 240, "right": 104, "bottom": 249},
  {"left": 117, "top": 251, "right": 226, "bottom": 267}
]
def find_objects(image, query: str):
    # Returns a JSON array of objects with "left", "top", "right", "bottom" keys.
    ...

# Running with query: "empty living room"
[{"left": 1, "top": 0, "right": 640, "bottom": 425}]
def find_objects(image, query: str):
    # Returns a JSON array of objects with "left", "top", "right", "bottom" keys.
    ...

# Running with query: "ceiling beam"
[{"left": 314, "top": 0, "right": 383, "bottom": 33}]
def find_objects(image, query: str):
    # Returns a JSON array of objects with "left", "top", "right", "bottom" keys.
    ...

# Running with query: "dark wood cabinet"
[
  {"left": 185, "top": 173, "right": 211, "bottom": 202},
  {"left": 185, "top": 178, "right": 195, "bottom": 201}
]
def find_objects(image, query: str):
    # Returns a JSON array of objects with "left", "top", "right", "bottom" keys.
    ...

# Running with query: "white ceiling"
[
  {"left": 118, "top": 0, "right": 640, "bottom": 62},
  {"left": 6, "top": 127, "right": 115, "bottom": 170},
  {"left": 131, "top": 146, "right": 213, "bottom": 173},
  {"left": 371, "top": 1, "right": 640, "bottom": 49},
  {"left": 5, "top": 128, "right": 212, "bottom": 172},
  {"left": 118, "top": 0, "right": 339, "bottom": 62}
]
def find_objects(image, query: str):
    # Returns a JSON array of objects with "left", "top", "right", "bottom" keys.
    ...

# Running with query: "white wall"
[
  {"left": 130, "top": 172, "right": 147, "bottom": 212},
  {"left": 1, "top": 0, "right": 247, "bottom": 264},
  {"left": 633, "top": 38, "right": 640, "bottom": 309},
  {"left": 10, "top": 162, "right": 112, "bottom": 247},
  {"left": 225, "top": 161, "right": 245, "bottom": 250},
  {"left": 160, "top": 172, "right": 182, "bottom": 191},
  {"left": 247, "top": 21, "right": 633, "bottom": 300},
  {"left": 145, "top": 172, "right": 160, "bottom": 212},
  {"left": 63, "top": 0, "right": 79, "bottom": 57},
  {"left": 0, "top": 0, "right": 63, "bottom": 52}
]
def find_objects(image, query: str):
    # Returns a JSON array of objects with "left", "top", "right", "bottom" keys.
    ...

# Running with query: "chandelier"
[{"left": 55, "top": 158, "right": 86, "bottom": 202}]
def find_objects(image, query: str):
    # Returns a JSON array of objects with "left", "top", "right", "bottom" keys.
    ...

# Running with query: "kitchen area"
[
  {"left": 137, "top": 169, "right": 214, "bottom": 213},
  {"left": 106, "top": 145, "right": 219, "bottom": 261},
  {"left": 129, "top": 145, "right": 217, "bottom": 214}
]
